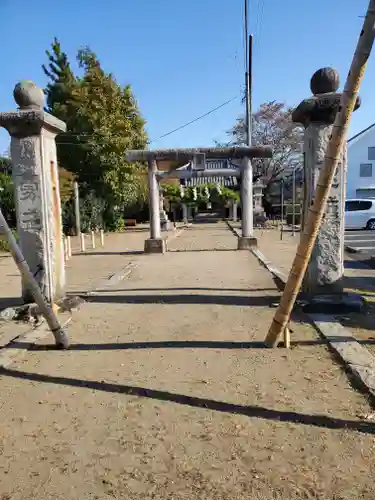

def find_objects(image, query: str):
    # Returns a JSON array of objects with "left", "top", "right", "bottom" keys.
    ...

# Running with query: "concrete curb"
[
  {"left": 225, "top": 220, "right": 241, "bottom": 237},
  {"left": 309, "top": 314, "right": 375, "bottom": 400},
  {"left": 247, "top": 238, "right": 375, "bottom": 402}
]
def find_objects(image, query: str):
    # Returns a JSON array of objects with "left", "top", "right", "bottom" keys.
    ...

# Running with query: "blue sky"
[{"left": 0, "top": 0, "right": 373, "bottom": 155}]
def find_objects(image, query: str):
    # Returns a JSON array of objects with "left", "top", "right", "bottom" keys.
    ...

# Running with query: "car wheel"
[{"left": 367, "top": 219, "right": 375, "bottom": 230}]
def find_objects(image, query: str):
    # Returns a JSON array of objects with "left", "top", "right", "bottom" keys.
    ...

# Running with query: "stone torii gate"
[{"left": 126, "top": 146, "right": 272, "bottom": 253}]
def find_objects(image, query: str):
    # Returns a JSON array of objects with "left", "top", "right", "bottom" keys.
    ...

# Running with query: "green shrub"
[
  {"left": 0, "top": 230, "right": 18, "bottom": 253},
  {"left": 0, "top": 236, "right": 9, "bottom": 252}
]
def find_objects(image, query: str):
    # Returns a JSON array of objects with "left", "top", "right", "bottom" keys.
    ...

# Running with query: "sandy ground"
[{"left": 0, "top": 224, "right": 375, "bottom": 499}]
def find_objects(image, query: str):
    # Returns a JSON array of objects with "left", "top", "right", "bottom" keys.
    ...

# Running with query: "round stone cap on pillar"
[
  {"left": 292, "top": 67, "right": 361, "bottom": 127},
  {"left": 13, "top": 80, "right": 44, "bottom": 110},
  {"left": 310, "top": 67, "right": 340, "bottom": 95}
]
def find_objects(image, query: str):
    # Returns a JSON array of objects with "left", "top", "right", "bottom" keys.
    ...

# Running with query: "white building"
[{"left": 347, "top": 122, "right": 375, "bottom": 198}]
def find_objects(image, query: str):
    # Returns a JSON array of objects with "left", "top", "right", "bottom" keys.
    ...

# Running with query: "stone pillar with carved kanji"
[
  {"left": 292, "top": 68, "right": 360, "bottom": 294},
  {"left": 0, "top": 81, "right": 66, "bottom": 303}
]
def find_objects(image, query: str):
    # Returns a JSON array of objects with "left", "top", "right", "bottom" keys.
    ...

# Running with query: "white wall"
[{"left": 347, "top": 125, "right": 375, "bottom": 199}]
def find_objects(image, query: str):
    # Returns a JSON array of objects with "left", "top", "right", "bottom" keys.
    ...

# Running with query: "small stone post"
[
  {"left": 0, "top": 81, "right": 66, "bottom": 303},
  {"left": 182, "top": 203, "right": 188, "bottom": 224},
  {"left": 232, "top": 201, "right": 238, "bottom": 222},
  {"left": 292, "top": 67, "right": 360, "bottom": 294},
  {"left": 238, "top": 157, "right": 257, "bottom": 249},
  {"left": 145, "top": 159, "right": 166, "bottom": 253}
]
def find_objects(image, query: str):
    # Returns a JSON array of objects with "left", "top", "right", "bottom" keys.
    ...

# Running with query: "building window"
[
  {"left": 368, "top": 147, "right": 375, "bottom": 161},
  {"left": 345, "top": 200, "right": 373, "bottom": 211},
  {"left": 360, "top": 163, "right": 373, "bottom": 177}
]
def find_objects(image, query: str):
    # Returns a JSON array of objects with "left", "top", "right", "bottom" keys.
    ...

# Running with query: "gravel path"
[{"left": 0, "top": 224, "right": 374, "bottom": 499}]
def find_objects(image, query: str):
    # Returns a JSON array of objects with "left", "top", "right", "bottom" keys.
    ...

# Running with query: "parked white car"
[{"left": 345, "top": 198, "right": 375, "bottom": 230}]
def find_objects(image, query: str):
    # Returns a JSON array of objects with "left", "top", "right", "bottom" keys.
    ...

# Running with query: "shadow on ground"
[
  {"left": 70, "top": 287, "right": 276, "bottom": 295},
  {"left": 1, "top": 366, "right": 374, "bottom": 435},
  {"left": 83, "top": 293, "right": 280, "bottom": 307},
  {"left": 73, "top": 250, "right": 144, "bottom": 257},
  {"left": 168, "top": 248, "right": 237, "bottom": 253}
]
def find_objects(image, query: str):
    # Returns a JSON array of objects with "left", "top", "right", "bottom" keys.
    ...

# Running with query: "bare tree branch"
[{"left": 227, "top": 101, "right": 303, "bottom": 188}]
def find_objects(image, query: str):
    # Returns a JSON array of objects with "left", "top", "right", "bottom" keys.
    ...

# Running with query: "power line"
[
  {"left": 40, "top": 95, "right": 240, "bottom": 148},
  {"left": 148, "top": 96, "right": 239, "bottom": 144},
  {"left": 53, "top": 95, "right": 240, "bottom": 148}
]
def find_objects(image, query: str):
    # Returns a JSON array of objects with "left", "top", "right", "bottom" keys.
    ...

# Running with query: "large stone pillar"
[
  {"left": 0, "top": 81, "right": 66, "bottom": 303},
  {"left": 292, "top": 67, "right": 360, "bottom": 294},
  {"left": 144, "top": 159, "right": 166, "bottom": 253},
  {"left": 238, "top": 157, "right": 257, "bottom": 249}
]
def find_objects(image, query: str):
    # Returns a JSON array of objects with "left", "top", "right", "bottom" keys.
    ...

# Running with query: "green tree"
[
  {"left": 0, "top": 156, "right": 12, "bottom": 175},
  {"left": 43, "top": 40, "right": 148, "bottom": 226},
  {"left": 0, "top": 172, "right": 16, "bottom": 227},
  {"left": 42, "top": 38, "right": 78, "bottom": 124}
]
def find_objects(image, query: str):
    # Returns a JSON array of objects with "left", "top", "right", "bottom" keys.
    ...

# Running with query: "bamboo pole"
[{"left": 265, "top": 0, "right": 375, "bottom": 347}]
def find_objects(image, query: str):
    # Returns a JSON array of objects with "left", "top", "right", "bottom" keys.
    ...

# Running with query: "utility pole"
[
  {"left": 248, "top": 33, "right": 253, "bottom": 145},
  {"left": 244, "top": 0, "right": 252, "bottom": 146}
]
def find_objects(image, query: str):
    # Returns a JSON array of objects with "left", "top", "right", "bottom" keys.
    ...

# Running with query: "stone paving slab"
[{"left": 0, "top": 224, "right": 375, "bottom": 499}]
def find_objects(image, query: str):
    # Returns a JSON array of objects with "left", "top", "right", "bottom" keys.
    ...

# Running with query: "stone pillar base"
[
  {"left": 144, "top": 238, "right": 167, "bottom": 254},
  {"left": 161, "top": 220, "right": 171, "bottom": 231},
  {"left": 237, "top": 236, "right": 257, "bottom": 250},
  {"left": 299, "top": 291, "right": 364, "bottom": 314},
  {"left": 302, "top": 278, "right": 344, "bottom": 296}
]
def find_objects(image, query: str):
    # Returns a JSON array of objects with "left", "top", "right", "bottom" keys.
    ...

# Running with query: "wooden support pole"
[
  {"left": 0, "top": 208, "right": 69, "bottom": 348},
  {"left": 283, "top": 327, "right": 291, "bottom": 349},
  {"left": 265, "top": 0, "right": 375, "bottom": 347}
]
